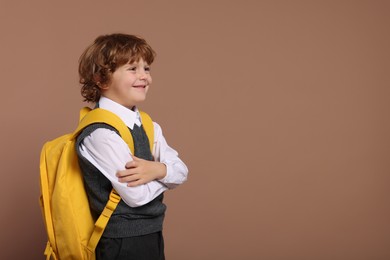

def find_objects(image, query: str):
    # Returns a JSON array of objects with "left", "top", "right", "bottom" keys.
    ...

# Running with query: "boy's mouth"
[{"left": 133, "top": 85, "right": 146, "bottom": 88}]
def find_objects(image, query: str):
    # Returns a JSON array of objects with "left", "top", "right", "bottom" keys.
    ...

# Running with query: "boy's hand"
[{"left": 117, "top": 156, "right": 167, "bottom": 187}]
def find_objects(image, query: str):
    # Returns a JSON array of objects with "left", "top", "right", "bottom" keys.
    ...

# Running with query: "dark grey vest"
[{"left": 76, "top": 123, "right": 166, "bottom": 238}]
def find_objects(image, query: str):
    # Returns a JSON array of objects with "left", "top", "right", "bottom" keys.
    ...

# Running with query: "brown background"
[{"left": 1, "top": 1, "right": 389, "bottom": 259}]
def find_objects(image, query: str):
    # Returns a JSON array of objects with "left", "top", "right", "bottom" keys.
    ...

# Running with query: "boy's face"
[{"left": 102, "top": 58, "right": 152, "bottom": 108}]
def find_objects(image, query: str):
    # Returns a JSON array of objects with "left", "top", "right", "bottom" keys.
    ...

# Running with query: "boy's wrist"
[{"left": 156, "top": 162, "right": 167, "bottom": 180}]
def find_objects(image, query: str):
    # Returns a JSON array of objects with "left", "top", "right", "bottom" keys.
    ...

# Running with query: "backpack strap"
[
  {"left": 76, "top": 107, "right": 154, "bottom": 254},
  {"left": 139, "top": 111, "right": 154, "bottom": 152},
  {"left": 79, "top": 106, "right": 92, "bottom": 122},
  {"left": 86, "top": 189, "right": 121, "bottom": 254},
  {"left": 77, "top": 107, "right": 154, "bottom": 152},
  {"left": 75, "top": 107, "right": 135, "bottom": 153}
]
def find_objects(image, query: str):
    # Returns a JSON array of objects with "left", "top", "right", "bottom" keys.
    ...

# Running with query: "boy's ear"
[
  {"left": 94, "top": 74, "right": 109, "bottom": 90},
  {"left": 98, "top": 82, "right": 109, "bottom": 90}
]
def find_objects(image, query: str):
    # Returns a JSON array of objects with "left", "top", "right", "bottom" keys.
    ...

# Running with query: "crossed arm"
[
  {"left": 79, "top": 122, "right": 188, "bottom": 207},
  {"left": 117, "top": 155, "right": 167, "bottom": 187}
]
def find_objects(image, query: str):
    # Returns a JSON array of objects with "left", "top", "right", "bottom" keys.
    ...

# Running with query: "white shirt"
[{"left": 79, "top": 97, "right": 188, "bottom": 207}]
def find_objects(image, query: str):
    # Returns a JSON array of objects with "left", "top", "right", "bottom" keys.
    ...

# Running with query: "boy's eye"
[
  {"left": 145, "top": 66, "right": 151, "bottom": 72},
  {"left": 128, "top": 67, "right": 136, "bottom": 71}
]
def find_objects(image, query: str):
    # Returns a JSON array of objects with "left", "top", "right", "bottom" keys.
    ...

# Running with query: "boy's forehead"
[{"left": 126, "top": 58, "right": 149, "bottom": 65}]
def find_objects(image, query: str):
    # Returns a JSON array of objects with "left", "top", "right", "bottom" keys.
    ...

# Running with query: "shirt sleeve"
[
  {"left": 79, "top": 128, "right": 168, "bottom": 208},
  {"left": 152, "top": 122, "right": 189, "bottom": 189}
]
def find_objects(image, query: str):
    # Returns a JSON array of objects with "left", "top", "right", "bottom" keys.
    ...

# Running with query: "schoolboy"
[{"left": 76, "top": 33, "right": 188, "bottom": 260}]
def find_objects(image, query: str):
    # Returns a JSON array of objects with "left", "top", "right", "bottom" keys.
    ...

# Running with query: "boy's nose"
[{"left": 138, "top": 71, "right": 147, "bottom": 80}]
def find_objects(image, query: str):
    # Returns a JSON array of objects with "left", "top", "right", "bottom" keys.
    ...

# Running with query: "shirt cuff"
[{"left": 158, "top": 162, "right": 178, "bottom": 189}]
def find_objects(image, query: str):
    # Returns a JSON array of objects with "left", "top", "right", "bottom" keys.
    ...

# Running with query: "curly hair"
[{"left": 78, "top": 33, "right": 156, "bottom": 103}]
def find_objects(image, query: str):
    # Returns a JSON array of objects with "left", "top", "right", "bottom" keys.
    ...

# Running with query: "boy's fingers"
[
  {"left": 127, "top": 179, "right": 144, "bottom": 187},
  {"left": 118, "top": 174, "right": 139, "bottom": 183},
  {"left": 132, "top": 156, "right": 146, "bottom": 162},
  {"left": 127, "top": 181, "right": 137, "bottom": 187},
  {"left": 117, "top": 168, "right": 135, "bottom": 177},
  {"left": 125, "top": 160, "right": 137, "bottom": 168},
  {"left": 120, "top": 177, "right": 136, "bottom": 183}
]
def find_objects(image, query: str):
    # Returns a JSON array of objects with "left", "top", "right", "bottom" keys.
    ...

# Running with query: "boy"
[{"left": 76, "top": 33, "right": 188, "bottom": 260}]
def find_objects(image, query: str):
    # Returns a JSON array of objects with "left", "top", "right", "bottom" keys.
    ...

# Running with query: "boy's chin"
[
  {"left": 129, "top": 97, "right": 147, "bottom": 107},
  {"left": 135, "top": 95, "right": 147, "bottom": 102}
]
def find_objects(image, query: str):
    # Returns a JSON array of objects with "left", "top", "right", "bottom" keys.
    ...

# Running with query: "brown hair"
[{"left": 78, "top": 33, "right": 156, "bottom": 103}]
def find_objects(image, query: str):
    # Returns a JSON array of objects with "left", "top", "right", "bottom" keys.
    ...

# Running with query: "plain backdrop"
[{"left": 0, "top": 1, "right": 389, "bottom": 259}]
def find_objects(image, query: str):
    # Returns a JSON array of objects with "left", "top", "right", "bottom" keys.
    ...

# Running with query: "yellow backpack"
[{"left": 39, "top": 107, "right": 154, "bottom": 260}]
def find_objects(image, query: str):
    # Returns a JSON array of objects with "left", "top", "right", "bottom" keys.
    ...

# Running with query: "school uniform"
[{"left": 76, "top": 96, "right": 188, "bottom": 260}]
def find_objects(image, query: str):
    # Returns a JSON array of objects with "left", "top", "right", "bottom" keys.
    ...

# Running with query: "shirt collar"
[{"left": 97, "top": 96, "right": 141, "bottom": 129}]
